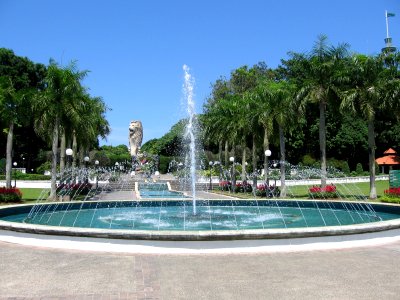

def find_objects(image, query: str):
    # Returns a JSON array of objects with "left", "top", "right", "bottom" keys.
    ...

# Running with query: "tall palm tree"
[
  {"left": 75, "top": 94, "right": 110, "bottom": 160},
  {"left": 253, "top": 82, "right": 274, "bottom": 183},
  {"left": 267, "top": 80, "right": 299, "bottom": 197},
  {"left": 33, "top": 60, "right": 88, "bottom": 200},
  {"left": 242, "top": 89, "right": 263, "bottom": 190},
  {"left": 340, "top": 53, "right": 400, "bottom": 199},
  {"left": 285, "top": 35, "right": 349, "bottom": 187}
]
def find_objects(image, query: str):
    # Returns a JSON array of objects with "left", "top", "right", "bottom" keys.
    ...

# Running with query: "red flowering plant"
[
  {"left": 57, "top": 182, "right": 93, "bottom": 196},
  {"left": 218, "top": 181, "right": 231, "bottom": 191},
  {"left": 255, "top": 184, "right": 267, "bottom": 197},
  {"left": 0, "top": 187, "right": 22, "bottom": 203},
  {"left": 255, "top": 184, "right": 280, "bottom": 197},
  {"left": 308, "top": 184, "right": 337, "bottom": 199},
  {"left": 234, "top": 181, "right": 253, "bottom": 193},
  {"left": 384, "top": 187, "right": 400, "bottom": 198}
]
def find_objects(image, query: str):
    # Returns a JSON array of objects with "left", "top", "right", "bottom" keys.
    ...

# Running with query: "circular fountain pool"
[{"left": 1, "top": 200, "right": 400, "bottom": 240}]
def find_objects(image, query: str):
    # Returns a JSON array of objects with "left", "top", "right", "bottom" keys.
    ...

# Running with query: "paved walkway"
[{"left": 1, "top": 237, "right": 400, "bottom": 299}]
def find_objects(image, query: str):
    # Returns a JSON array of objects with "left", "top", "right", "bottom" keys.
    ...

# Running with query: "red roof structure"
[
  {"left": 376, "top": 148, "right": 400, "bottom": 166},
  {"left": 384, "top": 148, "right": 397, "bottom": 155}
]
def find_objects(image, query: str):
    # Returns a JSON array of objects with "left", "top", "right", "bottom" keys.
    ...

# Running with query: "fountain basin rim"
[{"left": 1, "top": 201, "right": 400, "bottom": 241}]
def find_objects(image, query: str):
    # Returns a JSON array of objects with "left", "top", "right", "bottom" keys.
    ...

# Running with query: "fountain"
[
  {"left": 183, "top": 64, "right": 198, "bottom": 214},
  {"left": 1, "top": 66, "right": 400, "bottom": 242}
]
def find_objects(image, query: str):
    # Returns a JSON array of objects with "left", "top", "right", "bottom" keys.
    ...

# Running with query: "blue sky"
[{"left": 1, "top": 0, "right": 399, "bottom": 146}]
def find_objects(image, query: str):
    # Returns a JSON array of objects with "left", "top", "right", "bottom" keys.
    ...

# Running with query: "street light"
[
  {"left": 213, "top": 161, "right": 221, "bottom": 182},
  {"left": 66, "top": 148, "right": 73, "bottom": 168},
  {"left": 264, "top": 150, "right": 271, "bottom": 186},
  {"left": 66, "top": 148, "right": 73, "bottom": 184},
  {"left": 94, "top": 160, "right": 99, "bottom": 189},
  {"left": 229, "top": 156, "right": 235, "bottom": 193},
  {"left": 13, "top": 162, "right": 17, "bottom": 188},
  {"left": 84, "top": 156, "right": 90, "bottom": 183},
  {"left": 115, "top": 162, "right": 120, "bottom": 177},
  {"left": 209, "top": 161, "right": 213, "bottom": 191}
]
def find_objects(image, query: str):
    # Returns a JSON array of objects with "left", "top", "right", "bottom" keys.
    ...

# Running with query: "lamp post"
[
  {"left": 115, "top": 162, "right": 120, "bottom": 177},
  {"left": 213, "top": 161, "right": 220, "bottom": 181},
  {"left": 66, "top": 148, "right": 73, "bottom": 184},
  {"left": 66, "top": 148, "right": 73, "bottom": 168},
  {"left": 273, "top": 162, "right": 278, "bottom": 186},
  {"left": 229, "top": 156, "right": 235, "bottom": 193},
  {"left": 94, "top": 160, "right": 99, "bottom": 189},
  {"left": 209, "top": 161, "right": 213, "bottom": 191},
  {"left": 84, "top": 156, "right": 90, "bottom": 183},
  {"left": 13, "top": 162, "right": 17, "bottom": 188},
  {"left": 264, "top": 149, "right": 271, "bottom": 186}
]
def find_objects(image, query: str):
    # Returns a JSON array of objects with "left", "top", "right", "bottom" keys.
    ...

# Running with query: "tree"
[
  {"left": 266, "top": 80, "right": 299, "bottom": 197},
  {"left": 282, "top": 35, "right": 349, "bottom": 187},
  {"left": 33, "top": 60, "right": 88, "bottom": 200},
  {"left": 0, "top": 48, "right": 46, "bottom": 188},
  {"left": 340, "top": 53, "right": 400, "bottom": 199}
]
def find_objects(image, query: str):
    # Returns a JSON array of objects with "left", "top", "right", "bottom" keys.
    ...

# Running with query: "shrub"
[
  {"left": 255, "top": 184, "right": 266, "bottom": 197},
  {"left": 0, "top": 187, "right": 22, "bottom": 202},
  {"left": 381, "top": 187, "right": 400, "bottom": 204},
  {"left": 308, "top": 184, "right": 337, "bottom": 199},
  {"left": 355, "top": 163, "right": 364, "bottom": 175},
  {"left": 234, "top": 181, "right": 252, "bottom": 193},
  {"left": 218, "top": 181, "right": 231, "bottom": 191},
  {"left": 158, "top": 155, "right": 172, "bottom": 174},
  {"left": 384, "top": 187, "right": 400, "bottom": 198},
  {"left": 56, "top": 182, "right": 93, "bottom": 196},
  {"left": 302, "top": 154, "right": 316, "bottom": 166},
  {"left": 255, "top": 184, "right": 280, "bottom": 197},
  {"left": 15, "top": 173, "right": 51, "bottom": 180},
  {"left": 36, "top": 161, "right": 52, "bottom": 175},
  {"left": 342, "top": 161, "right": 350, "bottom": 175}
]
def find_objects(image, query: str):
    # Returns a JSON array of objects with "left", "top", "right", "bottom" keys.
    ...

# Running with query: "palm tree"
[
  {"left": 340, "top": 53, "right": 400, "bottom": 199},
  {"left": 253, "top": 82, "right": 274, "bottom": 184},
  {"left": 284, "top": 35, "right": 349, "bottom": 187},
  {"left": 241, "top": 89, "right": 263, "bottom": 191},
  {"left": 267, "top": 80, "right": 299, "bottom": 197},
  {"left": 75, "top": 94, "right": 110, "bottom": 160},
  {"left": 33, "top": 60, "right": 88, "bottom": 200}
]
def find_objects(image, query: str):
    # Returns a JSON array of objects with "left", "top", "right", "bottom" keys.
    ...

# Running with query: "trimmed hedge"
[{"left": 0, "top": 173, "right": 51, "bottom": 180}]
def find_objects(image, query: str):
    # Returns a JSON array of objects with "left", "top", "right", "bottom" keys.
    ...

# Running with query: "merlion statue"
[{"left": 128, "top": 121, "right": 143, "bottom": 164}]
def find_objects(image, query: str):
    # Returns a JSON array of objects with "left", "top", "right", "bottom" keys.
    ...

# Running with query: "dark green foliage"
[
  {"left": 0, "top": 173, "right": 51, "bottom": 180},
  {"left": 0, "top": 187, "right": 22, "bottom": 202},
  {"left": 36, "top": 161, "right": 52, "bottom": 175},
  {"left": 141, "top": 120, "right": 186, "bottom": 156},
  {"left": 356, "top": 163, "right": 364, "bottom": 174},
  {"left": 301, "top": 154, "right": 317, "bottom": 166},
  {"left": 158, "top": 155, "right": 172, "bottom": 174},
  {"left": 342, "top": 161, "right": 350, "bottom": 174},
  {"left": 96, "top": 145, "right": 130, "bottom": 166},
  {"left": 0, "top": 158, "right": 5, "bottom": 173}
]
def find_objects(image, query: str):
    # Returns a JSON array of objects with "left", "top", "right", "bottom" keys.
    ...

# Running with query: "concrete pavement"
[{"left": 1, "top": 238, "right": 400, "bottom": 299}]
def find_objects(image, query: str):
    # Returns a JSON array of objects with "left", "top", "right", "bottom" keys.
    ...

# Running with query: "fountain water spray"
[{"left": 183, "top": 64, "right": 197, "bottom": 214}]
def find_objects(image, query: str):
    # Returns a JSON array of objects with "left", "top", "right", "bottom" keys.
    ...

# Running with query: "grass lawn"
[
  {"left": 285, "top": 180, "right": 390, "bottom": 198},
  {"left": 213, "top": 180, "right": 391, "bottom": 201},
  {"left": 20, "top": 188, "right": 50, "bottom": 202}
]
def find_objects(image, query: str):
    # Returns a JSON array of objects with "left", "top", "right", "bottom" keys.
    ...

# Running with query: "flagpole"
[{"left": 386, "top": 10, "right": 390, "bottom": 38}]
